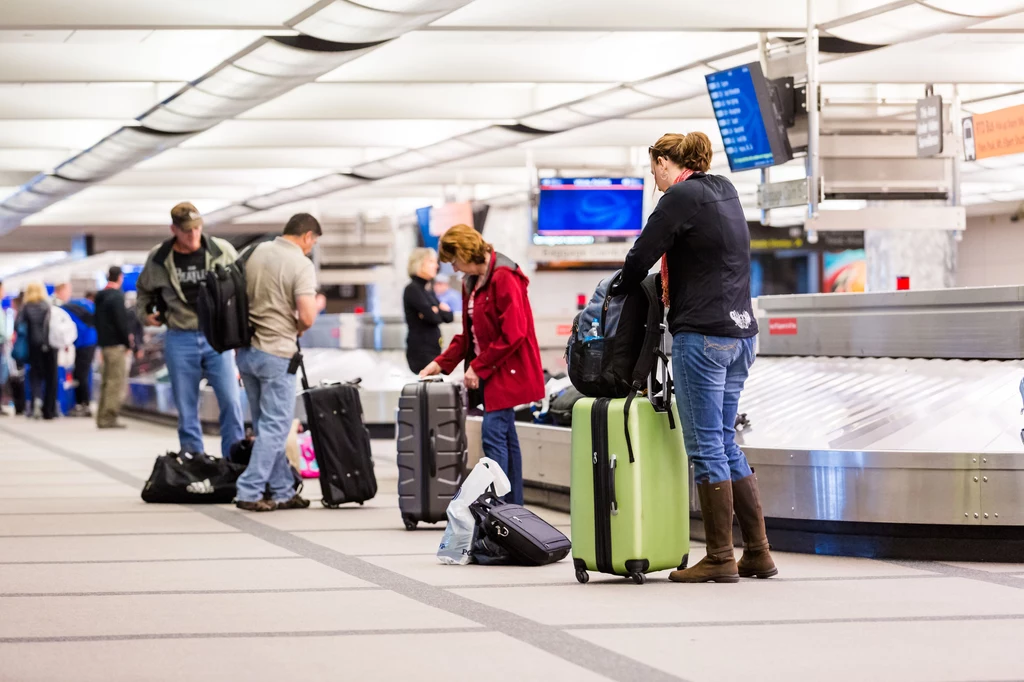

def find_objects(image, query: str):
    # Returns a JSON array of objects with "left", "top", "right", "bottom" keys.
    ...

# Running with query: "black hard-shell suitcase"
[
  {"left": 300, "top": 364, "right": 377, "bottom": 508},
  {"left": 396, "top": 379, "right": 468, "bottom": 529},
  {"left": 473, "top": 490, "right": 571, "bottom": 566}
]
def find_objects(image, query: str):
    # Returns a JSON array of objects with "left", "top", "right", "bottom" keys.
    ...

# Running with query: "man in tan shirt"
[{"left": 233, "top": 214, "right": 321, "bottom": 512}]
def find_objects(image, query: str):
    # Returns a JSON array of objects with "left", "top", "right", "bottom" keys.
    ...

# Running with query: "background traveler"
[
  {"left": 233, "top": 213, "right": 321, "bottom": 512},
  {"left": 403, "top": 247, "right": 453, "bottom": 374},
  {"left": 136, "top": 202, "right": 244, "bottom": 458},
  {"left": 433, "top": 274, "right": 462, "bottom": 313},
  {"left": 614, "top": 132, "right": 776, "bottom": 583},
  {"left": 7, "top": 293, "right": 25, "bottom": 415},
  {"left": 95, "top": 267, "right": 131, "bottom": 430},
  {"left": 15, "top": 282, "right": 57, "bottom": 420},
  {"left": 0, "top": 281, "right": 8, "bottom": 416},
  {"left": 419, "top": 224, "right": 545, "bottom": 505},
  {"left": 61, "top": 290, "right": 98, "bottom": 417}
]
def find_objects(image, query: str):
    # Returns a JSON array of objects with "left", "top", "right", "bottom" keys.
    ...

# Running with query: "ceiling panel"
[
  {"left": 0, "top": 31, "right": 266, "bottom": 82},
  {"left": 134, "top": 147, "right": 404, "bottom": 171},
  {"left": 241, "top": 82, "right": 611, "bottom": 120},
  {"left": 0, "top": 0, "right": 310, "bottom": 27},
  {"left": 0, "top": 83, "right": 169, "bottom": 119},
  {"left": 320, "top": 31, "right": 756, "bottom": 83},
  {"left": 181, "top": 119, "right": 494, "bottom": 148},
  {"left": 0, "top": 120, "right": 124, "bottom": 149},
  {"left": 434, "top": 0, "right": 837, "bottom": 30}
]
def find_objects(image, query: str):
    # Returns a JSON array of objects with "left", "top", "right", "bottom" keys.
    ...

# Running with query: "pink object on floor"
[{"left": 297, "top": 432, "right": 319, "bottom": 478}]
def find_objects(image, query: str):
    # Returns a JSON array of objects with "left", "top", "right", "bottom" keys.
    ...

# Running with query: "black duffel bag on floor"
[
  {"left": 141, "top": 452, "right": 246, "bottom": 504},
  {"left": 469, "top": 488, "right": 571, "bottom": 566}
]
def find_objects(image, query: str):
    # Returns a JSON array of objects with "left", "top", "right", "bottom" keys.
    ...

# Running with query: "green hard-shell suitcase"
[{"left": 570, "top": 396, "right": 689, "bottom": 584}]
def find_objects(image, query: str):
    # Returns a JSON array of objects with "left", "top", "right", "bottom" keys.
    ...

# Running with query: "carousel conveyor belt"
[{"left": 467, "top": 355, "right": 1024, "bottom": 562}]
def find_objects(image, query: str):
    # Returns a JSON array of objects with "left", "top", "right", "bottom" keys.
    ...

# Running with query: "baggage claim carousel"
[{"left": 124, "top": 287, "right": 1024, "bottom": 561}]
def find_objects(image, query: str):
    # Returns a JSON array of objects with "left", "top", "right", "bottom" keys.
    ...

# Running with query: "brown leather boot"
[
  {"left": 733, "top": 473, "right": 778, "bottom": 579},
  {"left": 670, "top": 480, "right": 739, "bottom": 583}
]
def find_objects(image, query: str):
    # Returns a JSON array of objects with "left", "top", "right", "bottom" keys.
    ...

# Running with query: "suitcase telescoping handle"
[{"left": 609, "top": 454, "right": 618, "bottom": 516}]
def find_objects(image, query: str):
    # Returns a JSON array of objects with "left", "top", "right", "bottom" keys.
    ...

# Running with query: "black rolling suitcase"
[
  {"left": 300, "top": 362, "right": 377, "bottom": 508},
  {"left": 396, "top": 379, "right": 468, "bottom": 530}
]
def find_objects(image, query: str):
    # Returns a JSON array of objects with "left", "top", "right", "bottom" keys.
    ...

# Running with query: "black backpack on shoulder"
[
  {"left": 197, "top": 245, "right": 257, "bottom": 354},
  {"left": 566, "top": 272, "right": 665, "bottom": 400},
  {"left": 565, "top": 272, "right": 674, "bottom": 462}
]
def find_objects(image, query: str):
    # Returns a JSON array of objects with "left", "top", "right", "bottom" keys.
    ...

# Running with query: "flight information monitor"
[
  {"left": 536, "top": 177, "right": 645, "bottom": 238},
  {"left": 705, "top": 62, "right": 793, "bottom": 172}
]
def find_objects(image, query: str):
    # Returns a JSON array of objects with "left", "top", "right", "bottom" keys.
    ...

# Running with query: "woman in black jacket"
[
  {"left": 14, "top": 281, "right": 58, "bottom": 420},
  {"left": 403, "top": 248, "right": 453, "bottom": 374},
  {"left": 614, "top": 132, "right": 775, "bottom": 584}
]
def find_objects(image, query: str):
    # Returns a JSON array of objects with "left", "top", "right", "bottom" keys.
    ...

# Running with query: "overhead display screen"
[
  {"left": 706, "top": 62, "right": 793, "bottom": 172},
  {"left": 537, "top": 177, "right": 644, "bottom": 238}
]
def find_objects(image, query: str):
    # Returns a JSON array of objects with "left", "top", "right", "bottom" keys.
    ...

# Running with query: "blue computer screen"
[
  {"left": 537, "top": 177, "right": 645, "bottom": 237},
  {"left": 706, "top": 65, "right": 775, "bottom": 172}
]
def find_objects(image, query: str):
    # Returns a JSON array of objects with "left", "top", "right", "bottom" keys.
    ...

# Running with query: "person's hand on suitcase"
[
  {"left": 419, "top": 361, "right": 441, "bottom": 379},
  {"left": 464, "top": 365, "right": 480, "bottom": 390}
]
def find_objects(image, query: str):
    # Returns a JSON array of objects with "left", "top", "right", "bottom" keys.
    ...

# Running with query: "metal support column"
[
  {"left": 950, "top": 85, "right": 963, "bottom": 242},
  {"left": 805, "top": 0, "right": 820, "bottom": 244},
  {"left": 758, "top": 32, "right": 772, "bottom": 226}
]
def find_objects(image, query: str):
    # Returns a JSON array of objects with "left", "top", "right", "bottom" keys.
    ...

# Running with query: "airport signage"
[
  {"left": 768, "top": 318, "right": 798, "bottom": 335},
  {"left": 915, "top": 95, "right": 943, "bottom": 158},
  {"left": 963, "top": 102, "right": 1024, "bottom": 161},
  {"left": 757, "top": 178, "right": 809, "bottom": 210}
]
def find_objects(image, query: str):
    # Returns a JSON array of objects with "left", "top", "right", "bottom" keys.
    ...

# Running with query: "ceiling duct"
[
  {"left": 138, "top": 36, "right": 384, "bottom": 134},
  {"left": 0, "top": 0, "right": 476, "bottom": 234}
]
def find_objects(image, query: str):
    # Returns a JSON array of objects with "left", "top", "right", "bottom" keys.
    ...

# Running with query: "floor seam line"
[{"left": 0, "top": 422, "right": 689, "bottom": 682}]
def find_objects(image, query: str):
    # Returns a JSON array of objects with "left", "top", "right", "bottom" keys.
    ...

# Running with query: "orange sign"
[{"left": 972, "top": 103, "right": 1024, "bottom": 160}]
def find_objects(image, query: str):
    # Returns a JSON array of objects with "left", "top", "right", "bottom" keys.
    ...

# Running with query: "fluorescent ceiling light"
[
  {"left": 2, "top": 191, "right": 59, "bottom": 213},
  {"left": 458, "top": 126, "right": 546, "bottom": 150},
  {"left": 569, "top": 88, "right": 668, "bottom": 119},
  {"left": 55, "top": 127, "right": 194, "bottom": 182},
  {"left": 159, "top": 89, "right": 259, "bottom": 120},
  {"left": 357, "top": 0, "right": 467, "bottom": 11},
  {"left": 818, "top": 199, "right": 867, "bottom": 211},
  {"left": 519, "top": 106, "right": 600, "bottom": 133},
  {"left": 243, "top": 174, "right": 363, "bottom": 211},
  {"left": 633, "top": 69, "right": 711, "bottom": 100},
  {"left": 289, "top": 0, "right": 466, "bottom": 44},
  {"left": 234, "top": 37, "right": 378, "bottom": 79},
  {"left": 195, "top": 65, "right": 307, "bottom": 101},
  {"left": 137, "top": 109, "right": 225, "bottom": 134},
  {"left": 203, "top": 205, "right": 256, "bottom": 224},
  {"left": 25, "top": 175, "right": 88, "bottom": 198},
  {"left": 417, "top": 139, "right": 480, "bottom": 163}
]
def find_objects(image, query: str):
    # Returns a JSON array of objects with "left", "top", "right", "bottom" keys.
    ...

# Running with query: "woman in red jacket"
[{"left": 419, "top": 224, "right": 545, "bottom": 504}]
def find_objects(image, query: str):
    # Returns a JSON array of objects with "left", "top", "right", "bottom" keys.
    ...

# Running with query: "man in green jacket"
[{"left": 135, "top": 202, "right": 245, "bottom": 459}]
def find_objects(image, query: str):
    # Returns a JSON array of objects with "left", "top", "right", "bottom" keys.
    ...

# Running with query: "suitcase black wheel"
[
  {"left": 629, "top": 572, "right": 646, "bottom": 585},
  {"left": 321, "top": 500, "right": 339, "bottom": 509},
  {"left": 402, "top": 515, "right": 418, "bottom": 531},
  {"left": 575, "top": 570, "right": 589, "bottom": 584},
  {"left": 678, "top": 554, "right": 689, "bottom": 570}
]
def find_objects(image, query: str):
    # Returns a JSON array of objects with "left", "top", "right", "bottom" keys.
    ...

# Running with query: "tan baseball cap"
[{"left": 170, "top": 202, "right": 202, "bottom": 231}]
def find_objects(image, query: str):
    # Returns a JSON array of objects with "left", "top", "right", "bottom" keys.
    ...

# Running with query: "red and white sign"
[
  {"left": 768, "top": 318, "right": 798, "bottom": 336},
  {"left": 555, "top": 324, "right": 573, "bottom": 336}
]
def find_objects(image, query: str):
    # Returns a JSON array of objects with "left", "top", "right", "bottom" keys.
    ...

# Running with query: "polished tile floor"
[{"left": 1, "top": 415, "right": 1023, "bottom": 682}]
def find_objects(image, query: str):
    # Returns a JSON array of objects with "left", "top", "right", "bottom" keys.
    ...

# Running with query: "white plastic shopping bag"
[{"left": 437, "top": 457, "right": 511, "bottom": 565}]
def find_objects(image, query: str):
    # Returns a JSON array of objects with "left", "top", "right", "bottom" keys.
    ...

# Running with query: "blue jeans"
[
  {"left": 234, "top": 347, "right": 298, "bottom": 503},
  {"left": 164, "top": 330, "right": 245, "bottom": 460},
  {"left": 481, "top": 408, "right": 524, "bottom": 505},
  {"left": 672, "top": 332, "right": 756, "bottom": 485}
]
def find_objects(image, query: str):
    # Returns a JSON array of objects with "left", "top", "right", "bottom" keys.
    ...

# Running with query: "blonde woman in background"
[
  {"left": 14, "top": 282, "right": 58, "bottom": 420},
  {"left": 403, "top": 247, "right": 453, "bottom": 374}
]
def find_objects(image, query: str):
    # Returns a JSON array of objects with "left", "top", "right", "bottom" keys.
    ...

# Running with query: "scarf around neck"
[{"left": 660, "top": 169, "right": 694, "bottom": 306}]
